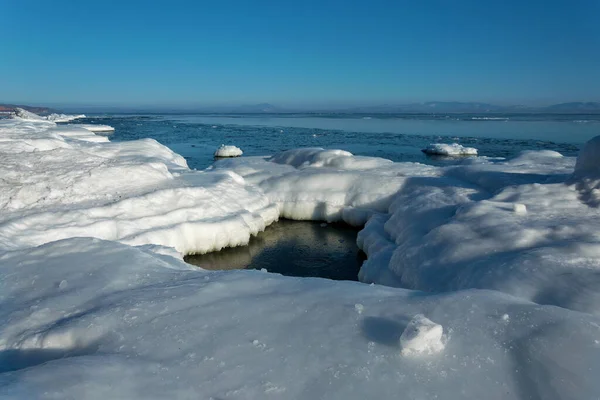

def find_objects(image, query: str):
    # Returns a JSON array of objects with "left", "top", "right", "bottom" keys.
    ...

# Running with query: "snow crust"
[
  {"left": 422, "top": 143, "right": 478, "bottom": 156},
  {"left": 214, "top": 144, "right": 243, "bottom": 157},
  {"left": 2, "top": 113, "right": 600, "bottom": 399}
]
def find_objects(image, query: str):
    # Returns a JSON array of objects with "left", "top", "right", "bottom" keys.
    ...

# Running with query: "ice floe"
[{"left": 422, "top": 143, "right": 478, "bottom": 156}]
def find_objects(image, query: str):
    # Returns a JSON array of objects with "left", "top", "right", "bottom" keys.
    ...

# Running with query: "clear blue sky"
[{"left": 1, "top": 0, "right": 599, "bottom": 108}]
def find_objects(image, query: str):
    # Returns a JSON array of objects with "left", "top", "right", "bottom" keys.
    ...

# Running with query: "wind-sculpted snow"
[{"left": 2, "top": 113, "right": 600, "bottom": 398}]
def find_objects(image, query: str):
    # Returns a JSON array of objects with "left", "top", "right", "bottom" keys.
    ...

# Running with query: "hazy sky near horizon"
[{"left": 1, "top": 0, "right": 599, "bottom": 107}]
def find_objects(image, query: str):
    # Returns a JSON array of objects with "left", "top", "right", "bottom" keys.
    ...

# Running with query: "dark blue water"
[
  {"left": 76, "top": 113, "right": 596, "bottom": 170},
  {"left": 185, "top": 220, "right": 364, "bottom": 281}
]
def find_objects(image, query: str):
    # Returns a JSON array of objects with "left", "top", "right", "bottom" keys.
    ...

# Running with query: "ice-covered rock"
[
  {"left": 422, "top": 143, "right": 478, "bottom": 156},
  {"left": 574, "top": 135, "right": 600, "bottom": 177},
  {"left": 46, "top": 113, "right": 86, "bottom": 122},
  {"left": 400, "top": 314, "right": 445, "bottom": 356},
  {"left": 214, "top": 144, "right": 243, "bottom": 157}
]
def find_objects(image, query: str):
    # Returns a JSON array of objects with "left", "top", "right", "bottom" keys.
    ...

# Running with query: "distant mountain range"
[
  {"left": 0, "top": 104, "right": 52, "bottom": 114},
  {"left": 331, "top": 101, "right": 600, "bottom": 114},
  {"left": 3, "top": 101, "right": 600, "bottom": 115},
  {"left": 187, "top": 101, "right": 600, "bottom": 114}
]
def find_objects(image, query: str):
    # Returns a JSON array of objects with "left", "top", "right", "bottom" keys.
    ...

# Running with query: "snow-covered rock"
[
  {"left": 422, "top": 143, "right": 478, "bottom": 156},
  {"left": 214, "top": 144, "right": 243, "bottom": 157}
]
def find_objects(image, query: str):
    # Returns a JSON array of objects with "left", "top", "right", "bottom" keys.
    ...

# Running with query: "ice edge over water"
[{"left": 1, "top": 111, "right": 600, "bottom": 399}]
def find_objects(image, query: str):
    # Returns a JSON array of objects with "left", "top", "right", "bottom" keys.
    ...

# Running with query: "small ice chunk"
[
  {"left": 214, "top": 144, "right": 243, "bottom": 158},
  {"left": 58, "top": 280, "right": 68, "bottom": 290},
  {"left": 355, "top": 303, "right": 364, "bottom": 314},
  {"left": 513, "top": 203, "right": 527, "bottom": 214},
  {"left": 501, "top": 314, "right": 510, "bottom": 322},
  {"left": 422, "top": 143, "right": 478, "bottom": 156},
  {"left": 400, "top": 314, "right": 445, "bottom": 356}
]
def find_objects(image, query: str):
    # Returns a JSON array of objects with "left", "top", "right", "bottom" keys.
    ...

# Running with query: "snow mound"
[
  {"left": 574, "top": 135, "right": 600, "bottom": 177},
  {"left": 214, "top": 144, "right": 243, "bottom": 157},
  {"left": 422, "top": 143, "right": 478, "bottom": 156},
  {"left": 400, "top": 314, "right": 445, "bottom": 356}
]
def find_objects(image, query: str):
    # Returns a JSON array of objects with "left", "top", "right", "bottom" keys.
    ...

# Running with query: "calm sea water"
[
  {"left": 72, "top": 113, "right": 599, "bottom": 279},
  {"left": 79, "top": 113, "right": 597, "bottom": 170}
]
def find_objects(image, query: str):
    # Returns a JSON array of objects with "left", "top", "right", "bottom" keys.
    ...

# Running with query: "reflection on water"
[{"left": 184, "top": 219, "right": 365, "bottom": 281}]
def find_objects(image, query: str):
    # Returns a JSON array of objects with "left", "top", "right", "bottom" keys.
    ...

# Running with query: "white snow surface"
[
  {"left": 2, "top": 115, "right": 600, "bottom": 399},
  {"left": 214, "top": 144, "right": 243, "bottom": 157},
  {"left": 0, "top": 118, "right": 277, "bottom": 254},
  {"left": 422, "top": 143, "right": 478, "bottom": 156}
]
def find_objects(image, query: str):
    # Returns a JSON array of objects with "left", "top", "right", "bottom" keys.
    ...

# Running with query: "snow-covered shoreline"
[{"left": 1, "top": 114, "right": 600, "bottom": 398}]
